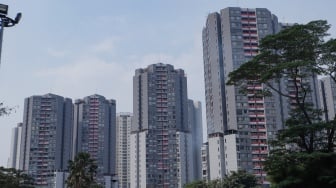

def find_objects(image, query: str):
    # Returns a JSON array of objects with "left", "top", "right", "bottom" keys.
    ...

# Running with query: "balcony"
[
  {"left": 251, "top": 135, "right": 267, "bottom": 139},
  {"left": 248, "top": 113, "right": 265, "bottom": 118},
  {"left": 251, "top": 142, "right": 267, "bottom": 147},
  {"left": 252, "top": 157, "right": 266, "bottom": 162},
  {"left": 251, "top": 150, "right": 268, "bottom": 154}
]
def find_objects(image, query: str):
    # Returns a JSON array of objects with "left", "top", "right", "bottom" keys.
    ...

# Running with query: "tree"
[
  {"left": 184, "top": 180, "right": 209, "bottom": 188},
  {"left": 184, "top": 171, "right": 258, "bottom": 188},
  {"left": 0, "top": 167, "right": 34, "bottom": 188},
  {"left": 222, "top": 170, "right": 259, "bottom": 188},
  {"left": 66, "top": 152, "right": 98, "bottom": 188},
  {"left": 227, "top": 20, "right": 336, "bottom": 187}
]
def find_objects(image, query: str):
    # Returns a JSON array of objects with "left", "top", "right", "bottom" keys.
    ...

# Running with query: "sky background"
[{"left": 0, "top": 0, "right": 335, "bottom": 166}]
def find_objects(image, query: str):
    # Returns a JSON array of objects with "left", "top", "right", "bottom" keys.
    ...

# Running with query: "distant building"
[
  {"left": 201, "top": 142, "right": 209, "bottom": 181},
  {"left": 116, "top": 112, "right": 132, "bottom": 188},
  {"left": 53, "top": 171, "right": 69, "bottom": 188},
  {"left": 319, "top": 77, "right": 336, "bottom": 121},
  {"left": 187, "top": 100, "right": 203, "bottom": 180},
  {"left": 19, "top": 93, "right": 73, "bottom": 187},
  {"left": 202, "top": 7, "right": 320, "bottom": 185},
  {"left": 72, "top": 94, "right": 116, "bottom": 184},
  {"left": 130, "top": 63, "right": 193, "bottom": 188},
  {"left": 8, "top": 123, "right": 22, "bottom": 169}
]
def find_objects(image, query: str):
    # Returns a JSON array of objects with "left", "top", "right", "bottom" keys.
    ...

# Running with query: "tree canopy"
[
  {"left": 227, "top": 20, "right": 336, "bottom": 188},
  {"left": 0, "top": 167, "right": 34, "bottom": 188},
  {"left": 184, "top": 170, "right": 259, "bottom": 188}
]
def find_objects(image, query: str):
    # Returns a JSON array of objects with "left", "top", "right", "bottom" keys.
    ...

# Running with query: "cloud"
[
  {"left": 46, "top": 48, "right": 68, "bottom": 58},
  {"left": 35, "top": 32, "right": 205, "bottom": 117},
  {"left": 35, "top": 56, "right": 134, "bottom": 112},
  {"left": 91, "top": 37, "right": 119, "bottom": 54}
]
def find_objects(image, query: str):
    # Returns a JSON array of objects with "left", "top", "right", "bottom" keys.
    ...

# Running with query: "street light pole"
[{"left": 0, "top": 4, "right": 21, "bottom": 66}]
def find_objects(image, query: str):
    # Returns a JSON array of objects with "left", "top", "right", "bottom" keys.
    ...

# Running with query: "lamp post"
[{"left": 0, "top": 4, "right": 21, "bottom": 65}]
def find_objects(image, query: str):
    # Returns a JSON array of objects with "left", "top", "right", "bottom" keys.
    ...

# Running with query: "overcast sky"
[{"left": 0, "top": 0, "right": 335, "bottom": 166}]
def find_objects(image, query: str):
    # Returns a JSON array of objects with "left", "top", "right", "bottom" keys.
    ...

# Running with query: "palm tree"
[{"left": 66, "top": 152, "right": 97, "bottom": 188}]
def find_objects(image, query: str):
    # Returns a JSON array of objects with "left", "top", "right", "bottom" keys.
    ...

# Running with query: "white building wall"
[
  {"left": 116, "top": 113, "right": 132, "bottom": 188},
  {"left": 208, "top": 135, "right": 225, "bottom": 180},
  {"left": 130, "top": 131, "right": 147, "bottom": 188},
  {"left": 224, "top": 134, "right": 238, "bottom": 174},
  {"left": 53, "top": 171, "right": 69, "bottom": 188},
  {"left": 138, "top": 131, "right": 147, "bottom": 188},
  {"left": 129, "top": 133, "right": 138, "bottom": 188},
  {"left": 320, "top": 77, "right": 336, "bottom": 121},
  {"left": 201, "top": 143, "right": 209, "bottom": 181}
]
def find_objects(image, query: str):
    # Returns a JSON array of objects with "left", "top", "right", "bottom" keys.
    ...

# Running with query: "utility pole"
[{"left": 0, "top": 4, "right": 21, "bottom": 65}]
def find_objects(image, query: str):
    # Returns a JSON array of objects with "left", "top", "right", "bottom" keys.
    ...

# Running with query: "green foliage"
[
  {"left": 184, "top": 179, "right": 208, "bottom": 188},
  {"left": 66, "top": 152, "right": 98, "bottom": 188},
  {"left": 265, "top": 152, "right": 336, "bottom": 188},
  {"left": 222, "top": 170, "right": 259, "bottom": 188},
  {"left": 0, "top": 167, "right": 34, "bottom": 188},
  {"left": 89, "top": 183, "right": 104, "bottom": 188},
  {"left": 184, "top": 170, "right": 258, "bottom": 188},
  {"left": 227, "top": 20, "right": 333, "bottom": 111},
  {"left": 227, "top": 20, "right": 336, "bottom": 188}
]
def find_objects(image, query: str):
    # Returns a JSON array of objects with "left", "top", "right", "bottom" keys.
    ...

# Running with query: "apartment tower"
[
  {"left": 130, "top": 63, "right": 192, "bottom": 188},
  {"left": 319, "top": 77, "right": 336, "bottom": 121},
  {"left": 187, "top": 100, "right": 203, "bottom": 180},
  {"left": 202, "top": 7, "right": 321, "bottom": 184},
  {"left": 73, "top": 94, "right": 116, "bottom": 183},
  {"left": 19, "top": 93, "right": 73, "bottom": 187},
  {"left": 116, "top": 112, "right": 133, "bottom": 188},
  {"left": 8, "top": 123, "right": 22, "bottom": 169}
]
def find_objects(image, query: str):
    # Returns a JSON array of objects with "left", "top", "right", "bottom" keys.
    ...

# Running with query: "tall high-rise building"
[
  {"left": 73, "top": 94, "right": 116, "bottom": 183},
  {"left": 202, "top": 7, "right": 320, "bottom": 184},
  {"left": 130, "top": 63, "right": 192, "bottom": 188},
  {"left": 8, "top": 123, "right": 22, "bottom": 169},
  {"left": 116, "top": 112, "right": 132, "bottom": 188},
  {"left": 319, "top": 77, "right": 336, "bottom": 121},
  {"left": 19, "top": 93, "right": 73, "bottom": 187},
  {"left": 187, "top": 100, "right": 203, "bottom": 180}
]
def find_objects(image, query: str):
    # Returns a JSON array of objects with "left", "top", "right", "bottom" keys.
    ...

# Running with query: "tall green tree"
[
  {"left": 0, "top": 167, "right": 34, "bottom": 188},
  {"left": 66, "top": 152, "right": 98, "bottom": 188},
  {"left": 227, "top": 20, "right": 336, "bottom": 188}
]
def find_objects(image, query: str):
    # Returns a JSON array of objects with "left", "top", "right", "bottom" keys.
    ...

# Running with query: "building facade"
[
  {"left": 72, "top": 94, "right": 116, "bottom": 184},
  {"left": 202, "top": 7, "right": 320, "bottom": 184},
  {"left": 130, "top": 63, "right": 192, "bottom": 188},
  {"left": 187, "top": 100, "right": 203, "bottom": 181},
  {"left": 116, "top": 112, "right": 132, "bottom": 188},
  {"left": 19, "top": 93, "right": 73, "bottom": 187},
  {"left": 201, "top": 142, "right": 209, "bottom": 181},
  {"left": 319, "top": 77, "right": 336, "bottom": 121},
  {"left": 8, "top": 123, "right": 22, "bottom": 169}
]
